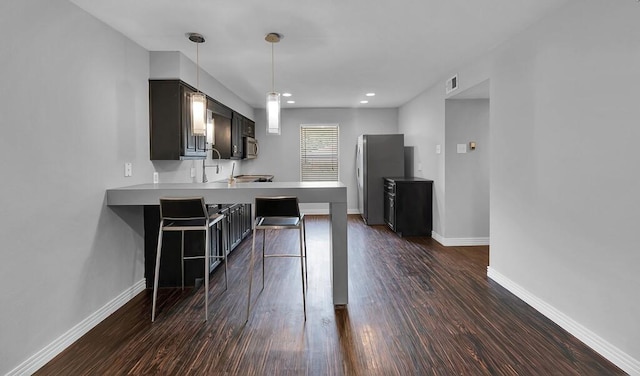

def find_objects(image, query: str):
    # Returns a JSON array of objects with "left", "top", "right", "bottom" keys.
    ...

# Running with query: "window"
[{"left": 300, "top": 124, "right": 339, "bottom": 181}]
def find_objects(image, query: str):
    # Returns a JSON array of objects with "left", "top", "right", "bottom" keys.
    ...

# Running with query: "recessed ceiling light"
[
  {"left": 365, "top": 93, "right": 376, "bottom": 97},
  {"left": 282, "top": 93, "right": 292, "bottom": 97},
  {"left": 360, "top": 100, "right": 369, "bottom": 104},
  {"left": 287, "top": 100, "right": 295, "bottom": 104}
]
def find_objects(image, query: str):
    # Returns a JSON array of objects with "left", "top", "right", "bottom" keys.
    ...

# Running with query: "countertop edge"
[{"left": 106, "top": 181, "right": 347, "bottom": 206}]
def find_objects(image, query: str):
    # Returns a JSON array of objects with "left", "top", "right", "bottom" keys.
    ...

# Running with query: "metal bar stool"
[
  {"left": 246, "top": 196, "right": 307, "bottom": 322},
  {"left": 152, "top": 197, "right": 227, "bottom": 322}
]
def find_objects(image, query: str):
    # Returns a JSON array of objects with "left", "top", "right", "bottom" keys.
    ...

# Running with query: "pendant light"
[
  {"left": 188, "top": 33, "right": 207, "bottom": 137},
  {"left": 265, "top": 33, "right": 281, "bottom": 135}
]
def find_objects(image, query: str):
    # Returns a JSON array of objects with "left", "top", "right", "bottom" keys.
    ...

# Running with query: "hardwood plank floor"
[{"left": 36, "top": 215, "right": 624, "bottom": 375}]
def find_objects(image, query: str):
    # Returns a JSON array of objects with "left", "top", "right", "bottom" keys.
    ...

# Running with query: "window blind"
[{"left": 300, "top": 125, "right": 339, "bottom": 181}]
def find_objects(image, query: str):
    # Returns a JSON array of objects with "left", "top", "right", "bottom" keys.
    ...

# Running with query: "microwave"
[{"left": 243, "top": 136, "right": 258, "bottom": 159}]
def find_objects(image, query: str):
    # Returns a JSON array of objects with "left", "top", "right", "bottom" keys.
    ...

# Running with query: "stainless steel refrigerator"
[{"left": 356, "top": 134, "right": 405, "bottom": 225}]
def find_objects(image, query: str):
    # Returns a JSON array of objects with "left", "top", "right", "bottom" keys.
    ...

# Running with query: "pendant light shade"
[
  {"left": 191, "top": 92, "right": 207, "bottom": 136},
  {"left": 265, "top": 33, "right": 281, "bottom": 135},
  {"left": 188, "top": 33, "right": 207, "bottom": 137},
  {"left": 266, "top": 91, "right": 281, "bottom": 135}
]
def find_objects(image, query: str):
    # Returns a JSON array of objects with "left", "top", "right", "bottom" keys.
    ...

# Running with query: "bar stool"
[
  {"left": 152, "top": 197, "right": 227, "bottom": 322},
  {"left": 246, "top": 196, "right": 307, "bottom": 322}
]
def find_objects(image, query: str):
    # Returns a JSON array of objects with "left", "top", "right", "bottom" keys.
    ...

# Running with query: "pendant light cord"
[
  {"left": 271, "top": 42, "right": 275, "bottom": 92},
  {"left": 196, "top": 42, "right": 200, "bottom": 93}
]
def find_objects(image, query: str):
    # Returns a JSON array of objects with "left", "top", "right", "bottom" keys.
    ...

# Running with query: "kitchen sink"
[{"left": 233, "top": 174, "right": 274, "bottom": 183}]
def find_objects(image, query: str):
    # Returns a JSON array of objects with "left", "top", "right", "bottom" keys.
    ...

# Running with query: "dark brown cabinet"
[
  {"left": 149, "top": 79, "right": 257, "bottom": 161},
  {"left": 212, "top": 110, "right": 251, "bottom": 160},
  {"left": 230, "top": 112, "right": 244, "bottom": 159},
  {"left": 220, "top": 203, "right": 252, "bottom": 252},
  {"left": 149, "top": 80, "right": 206, "bottom": 160},
  {"left": 242, "top": 117, "right": 255, "bottom": 138},
  {"left": 210, "top": 99, "right": 233, "bottom": 159},
  {"left": 384, "top": 177, "right": 433, "bottom": 237},
  {"left": 144, "top": 203, "right": 252, "bottom": 288}
]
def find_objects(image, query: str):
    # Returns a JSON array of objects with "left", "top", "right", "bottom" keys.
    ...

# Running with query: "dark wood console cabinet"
[{"left": 383, "top": 177, "right": 433, "bottom": 237}]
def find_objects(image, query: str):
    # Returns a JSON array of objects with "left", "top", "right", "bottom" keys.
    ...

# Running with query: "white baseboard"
[
  {"left": 487, "top": 267, "right": 640, "bottom": 376},
  {"left": 7, "top": 279, "right": 146, "bottom": 376},
  {"left": 432, "top": 231, "right": 489, "bottom": 246}
]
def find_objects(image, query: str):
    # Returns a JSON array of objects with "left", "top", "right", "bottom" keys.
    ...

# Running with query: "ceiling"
[{"left": 68, "top": 0, "right": 568, "bottom": 109}]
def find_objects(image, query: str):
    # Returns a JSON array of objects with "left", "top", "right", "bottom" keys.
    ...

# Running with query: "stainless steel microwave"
[{"left": 243, "top": 136, "right": 258, "bottom": 159}]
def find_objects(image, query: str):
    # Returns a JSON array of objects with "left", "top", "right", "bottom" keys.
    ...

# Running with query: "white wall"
[
  {"left": 398, "top": 88, "right": 446, "bottom": 235},
  {"left": 150, "top": 51, "right": 254, "bottom": 120},
  {"left": 489, "top": 0, "right": 640, "bottom": 367},
  {"left": 244, "top": 108, "right": 399, "bottom": 213},
  {"left": 400, "top": 0, "right": 640, "bottom": 372},
  {"left": 398, "top": 55, "right": 491, "bottom": 240},
  {"left": 0, "top": 0, "right": 151, "bottom": 373},
  {"left": 444, "top": 99, "right": 490, "bottom": 240}
]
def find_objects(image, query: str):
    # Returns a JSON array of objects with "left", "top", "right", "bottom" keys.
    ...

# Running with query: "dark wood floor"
[{"left": 36, "top": 215, "right": 624, "bottom": 375}]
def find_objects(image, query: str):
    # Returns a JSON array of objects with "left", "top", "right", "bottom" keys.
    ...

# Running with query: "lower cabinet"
[
  {"left": 144, "top": 203, "right": 252, "bottom": 288},
  {"left": 219, "top": 203, "right": 252, "bottom": 253},
  {"left": 383, "top": 177, "right": 433, "bottom": 237}
]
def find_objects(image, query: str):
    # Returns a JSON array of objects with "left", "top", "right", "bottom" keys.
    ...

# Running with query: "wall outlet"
[
  {"left": 435, "top": 144, "right": 441, "bottom": 154},
  {"left": 153, "top": 172, "right": 159, "bottom": 184},
  {"left": 124, "top": 162, "right": 132, "bottom": 177}
]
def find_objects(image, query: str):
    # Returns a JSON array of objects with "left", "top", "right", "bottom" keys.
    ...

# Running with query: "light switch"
[
  {"left": 153, "top": 172, "right": 159, "bottom": 184},
  {"left": 457, "top": 144, "right": 467, "bottom": 153},
  {"left": 435, "top": 144, "right": 441, "bottom": 154},
  {"left": 418, "top": 163, "right": 422, "bottom": 171},
  {"left": 190, "top": 168, "right": 196, "bottom": 178},
  {"left": 124, "top": 162, "right": 132, "bottom": 177}
]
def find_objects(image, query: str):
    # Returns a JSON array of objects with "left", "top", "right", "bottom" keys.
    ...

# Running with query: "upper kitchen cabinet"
[
  {"left": 210, "top": 98, "right": 232, "bottom": 159},
  {"left": 213, "top": 111, "right": 255, "bottom": 159},
  {"left": 218, "top": 110, "right": 255, "bottom": 159},
  {"left": 149, "top": 79, "right": 255, "bottom": 160},
  {"left": 242, "top": 117, "right": 255, "bottom": 138},
  {"left": 149, "top": 80, "right": 206, "bottom": 160},
  {"left": 229, "top": 112, "right": 246, "bottom": 159}
]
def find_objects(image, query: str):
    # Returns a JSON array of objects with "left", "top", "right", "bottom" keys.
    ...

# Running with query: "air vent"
[{"left": 446, "top": 74, "right": 458, "bottom": 94}]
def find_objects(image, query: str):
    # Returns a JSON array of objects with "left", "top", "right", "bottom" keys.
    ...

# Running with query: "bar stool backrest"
[
  {"left": 159, "top": 197, "right": 207, "bottom": 220},
  {"left": 255, "top": 196, "right": 300, "bottom": 218}
]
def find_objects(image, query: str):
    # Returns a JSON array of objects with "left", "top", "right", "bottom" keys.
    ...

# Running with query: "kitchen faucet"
[{"left": 202, "top": 147, "right": 221, "bottom": 183}]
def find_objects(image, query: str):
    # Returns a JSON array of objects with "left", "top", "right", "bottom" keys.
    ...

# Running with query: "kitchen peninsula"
[{"left": 106, "top": 181, "right": 348, "bottom": 306}]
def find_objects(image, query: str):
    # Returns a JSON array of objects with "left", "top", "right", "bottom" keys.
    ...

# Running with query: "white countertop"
[{"left": 106, "top": 181, "right": 347, "bottom": 206}]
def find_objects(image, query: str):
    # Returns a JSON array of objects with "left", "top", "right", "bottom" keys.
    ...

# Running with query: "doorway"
[{"left": 443, "top": 79, "right": 490, "bottom": 245}]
